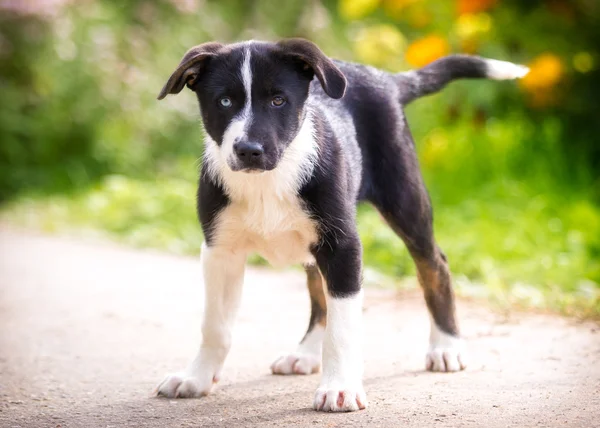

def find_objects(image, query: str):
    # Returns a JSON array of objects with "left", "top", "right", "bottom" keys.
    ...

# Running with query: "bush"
[{"left": 1, "top": 0, "right": 598, "bottom": 316}]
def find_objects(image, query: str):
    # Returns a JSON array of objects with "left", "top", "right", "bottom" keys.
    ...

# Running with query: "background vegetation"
[{"left": 1, "top": 0, "right": 599, "bottom": 317}]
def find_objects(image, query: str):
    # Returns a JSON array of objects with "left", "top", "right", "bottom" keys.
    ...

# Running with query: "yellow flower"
[
  {"left": 339, "top": 0, "right": 380, "bottom": 21},
  {"left": 354, "top": 24, "right": 407, "bottom": 68},
  {"left": 520, "top": 53, "right": 564, "bottom": 91},
  {"left": 455, "top": 13, "right": 492, "bottom": 39},
  {"left": 383, "top": 0, "right": 421, "bottom": 19},
  {"left": 456, "top": 0, "right": 497, "bottom": 15},
  {"left": 405, "top": 35, "right": 450, "bottom": 68}
]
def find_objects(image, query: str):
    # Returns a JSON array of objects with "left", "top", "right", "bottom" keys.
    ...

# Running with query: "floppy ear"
[
  {"left": 277, "top": 38, "right": 347, "bottom": 99},
  {"left": 157, "top": 42, "right": 223, "bottom": 100}
]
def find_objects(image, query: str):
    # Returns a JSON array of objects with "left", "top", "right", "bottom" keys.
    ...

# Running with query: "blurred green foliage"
[{"left": 1, "top": 0, "right": 599, "bottom": 316}]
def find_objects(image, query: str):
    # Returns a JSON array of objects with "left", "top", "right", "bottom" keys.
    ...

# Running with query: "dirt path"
[{"left": 0, "top": 227, "right": 598, "bottom": 427}]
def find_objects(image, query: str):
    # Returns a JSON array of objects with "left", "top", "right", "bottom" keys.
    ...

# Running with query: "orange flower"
[
  {"left": 405, "top": 35, "right": 450, "bottom": 67},
  {"left": 520, "top": 53, "right": 565, "bottom": 108},
  {"left": 457, "top": 0, "right": 497, "bottom": 15},
  {"left": 520, "top": 53, "right": 564, "bottom": 91}
]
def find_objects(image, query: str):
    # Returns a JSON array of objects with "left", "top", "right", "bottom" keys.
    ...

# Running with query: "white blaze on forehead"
[
  {"left": 240, "top": 47, "right": 253, "bottom": 107},
  {"left": 221, "top": 47, "right": 254, "bottom": 166}
]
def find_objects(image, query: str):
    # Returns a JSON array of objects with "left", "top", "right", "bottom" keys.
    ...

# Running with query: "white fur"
[
  {"left": 271, "top": 324, "right": 324, "bottom": 375},
  {"left": 426, "top": 316, "right": 467, "bottom": 372},
  {"left": 204, "top": 111, "right": 319, "bottom": 267},
  {"left": 221, "top": 47, "right": 254, "bottom": 169},
  {"left": 485, "top": 59, "right": 529, "bottom": 80},
  {"left": 313, "top": 292, "right": 367, "bottom": 412},
  {"left": 156, "top": 244, "right": 246, "bottom": 398}
]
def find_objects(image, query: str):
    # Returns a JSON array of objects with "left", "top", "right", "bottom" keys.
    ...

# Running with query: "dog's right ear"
[
  {"left": 277, "top": 38, "right": 346, "bottom": 99},
  {"left": 157, "top": 42, "right": 223, "bottom": 100}
]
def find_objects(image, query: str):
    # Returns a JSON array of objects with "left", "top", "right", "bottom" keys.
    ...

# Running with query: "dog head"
[{"left": 158, "top": 39, "right": 346, "bottom": 173}]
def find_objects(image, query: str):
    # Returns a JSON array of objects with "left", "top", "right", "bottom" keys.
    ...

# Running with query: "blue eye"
[{"left": 219, "top": 97, "right": 232, "bottom": 108}]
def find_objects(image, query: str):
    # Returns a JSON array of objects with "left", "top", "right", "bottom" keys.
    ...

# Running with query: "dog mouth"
[
  {"left": 227, "top": 157, "right": 276, "bottom": 173},
  {"left": 241, "top": 168, "right": 266, "bottom": 174},
  {"left": 227, "top": 162, "right": 267, "bottom": 173}
]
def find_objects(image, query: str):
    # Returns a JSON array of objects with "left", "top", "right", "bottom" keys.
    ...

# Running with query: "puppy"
[{"left": 155, "top": 39, "right": 528, "bottom": 412}]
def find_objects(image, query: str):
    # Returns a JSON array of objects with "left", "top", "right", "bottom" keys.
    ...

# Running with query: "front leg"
[
  {"left": 271, "top": 264, "right": 326, "bottom": 375},
  {"left": 157, "top": 243, "right": 245, "bottom": 398},
  {"left": 312, "top": 234, "right": 367, "bottom": 412}
]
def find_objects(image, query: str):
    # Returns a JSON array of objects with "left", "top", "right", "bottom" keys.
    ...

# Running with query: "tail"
[{"left": 396, "top": 55, "right": 529, "bottom": 105}]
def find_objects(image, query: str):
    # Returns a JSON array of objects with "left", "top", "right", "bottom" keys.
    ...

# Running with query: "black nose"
[{"left": 234, "top": 142, "right": 264, "bottom": 160}]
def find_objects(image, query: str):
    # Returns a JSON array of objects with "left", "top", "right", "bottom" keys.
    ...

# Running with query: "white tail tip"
[{"left": 485, "top": 59, "right": 530, "bottom": 80}]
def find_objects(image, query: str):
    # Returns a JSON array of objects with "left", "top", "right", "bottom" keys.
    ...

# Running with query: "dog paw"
[
  {"left": 271, "top": 352, "right": 320, "bottom": 375},
  {"left": 313, "top": 386, "right": 367, "bottom": 412},
  {"left": 156, "top": 347, "right": 227, "bottom": 398},
  {"left": 426, "top": 346, "right": 467, "bottom": 372},
  {"left": 155, "top": 371, "right": 218, "bottom": 398}
]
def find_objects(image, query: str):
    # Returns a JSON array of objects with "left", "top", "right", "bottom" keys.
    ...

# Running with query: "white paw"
[
  {"left": 155, "top": 348, "right": 226, "bottom": 398},
  {"left": 313, "top": 386, "right": 367, "bottom": 412},
  {"left": 426, "top": 346, "right": 467, "bottom": 372},
  {"left": 271, "top": 352, "right": 320, "bottom": 375},
  {"left": 155, "top": 370, "right": 218, "bottom": 398},
  {"left": 427, "top": 320, "right": 467, "bottom": 372}
]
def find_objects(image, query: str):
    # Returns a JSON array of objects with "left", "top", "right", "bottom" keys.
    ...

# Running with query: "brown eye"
[{"left": 271, "top": 96, "right": 285, "bottom": 107}]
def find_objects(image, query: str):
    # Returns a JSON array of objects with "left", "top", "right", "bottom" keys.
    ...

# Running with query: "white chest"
[{"left": 213, "top": 192, "right": 318, "bottom": 267}]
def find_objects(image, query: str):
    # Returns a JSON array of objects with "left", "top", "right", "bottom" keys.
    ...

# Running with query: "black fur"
[
  {"left": 396, "top": 54, "right": 490, "bottom": 104},
  {"left": 197, "top": 164, "right": 229, "bottom": 246},
  {"left": 160, "top": 40, "right": 506, "bottom": 337}
]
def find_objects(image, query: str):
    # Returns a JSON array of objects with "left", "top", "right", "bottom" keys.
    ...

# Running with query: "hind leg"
[
  {"left": 370, "top": 167, "right": 466, "bottom": 372},
  {"left": 271, "top": 264, "right": 325, "bottom": 375}
]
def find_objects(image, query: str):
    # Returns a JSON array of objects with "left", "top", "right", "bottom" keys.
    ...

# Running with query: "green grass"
[
  {"left": 359, "top": 181, "right": 600, "bottom": 318},
  {"left": 3, "top": 170, "right": 599, "bottom": 319}
]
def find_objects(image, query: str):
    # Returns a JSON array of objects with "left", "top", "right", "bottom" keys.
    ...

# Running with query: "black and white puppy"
[{"left": 155, "top": 39, "right": 528, "bottom": 412}]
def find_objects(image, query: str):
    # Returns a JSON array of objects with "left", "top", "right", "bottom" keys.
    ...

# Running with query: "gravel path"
[{"left": 0, "top": 227, "right": 598, "bottom": 427}]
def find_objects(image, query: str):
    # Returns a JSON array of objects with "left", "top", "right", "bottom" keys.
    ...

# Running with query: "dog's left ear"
[
  {"left": 157, "top": 42, "right": 224, "bottom": 100},
  {"left": 277, "top": 38, "right": 347, "bottom": 99}
]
